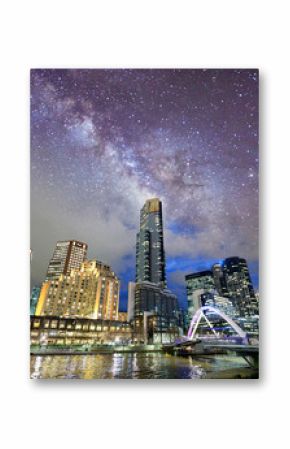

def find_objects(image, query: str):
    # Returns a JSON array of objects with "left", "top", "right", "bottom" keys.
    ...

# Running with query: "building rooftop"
[{"left": 185, "top": 270, "right": 213, "bottom": 280}]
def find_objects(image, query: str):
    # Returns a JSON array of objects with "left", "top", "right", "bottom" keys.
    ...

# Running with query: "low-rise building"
[{"left": 30, "top": 315, "right": 132, "bottom": 347}]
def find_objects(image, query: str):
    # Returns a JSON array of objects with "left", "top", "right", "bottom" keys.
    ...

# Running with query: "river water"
[{"left": 30, "top": 353, "right": 258, "bottom": 379}]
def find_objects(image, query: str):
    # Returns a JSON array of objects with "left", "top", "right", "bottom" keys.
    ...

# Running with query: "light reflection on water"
[{"left": 30, "top": 353, "right": 252, "bottom": 379}]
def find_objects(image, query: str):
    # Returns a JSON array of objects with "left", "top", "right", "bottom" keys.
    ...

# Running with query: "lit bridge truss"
[{"left": 187, "top": 306, "right": 248, "bottom": 344}]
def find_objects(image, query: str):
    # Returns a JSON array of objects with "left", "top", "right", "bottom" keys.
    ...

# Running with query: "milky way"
[{"left": 30, "top": 69, "right": 259, "bottom": 309}]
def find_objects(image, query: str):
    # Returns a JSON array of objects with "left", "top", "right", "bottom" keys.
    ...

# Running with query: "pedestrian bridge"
[
  {"left": 165, "top": 306, "right": 258, "bottom": 368},
  {"left": 187, "top": 306, "right": 249, "bottom": 345}
]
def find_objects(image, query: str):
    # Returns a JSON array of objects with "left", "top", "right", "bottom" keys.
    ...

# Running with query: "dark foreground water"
[{"left": 30, "top": 353, "right": 258, "bottom": 379}]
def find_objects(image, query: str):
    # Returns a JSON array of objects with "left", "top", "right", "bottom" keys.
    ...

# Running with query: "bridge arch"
[{"left": 187, "top": 306, "right": 248, "bottom": 343}]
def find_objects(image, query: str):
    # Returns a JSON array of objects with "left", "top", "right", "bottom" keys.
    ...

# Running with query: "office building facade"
[
  {"left": 185, "top": 270, "right": 215, "bottom": 323},
  {"left": 36, "top": 259, "right": 120, "bottom": 320},
  {"left": 133, "top": 281, "right": 181, "bottom": 344},
  {"left": 46, "top": 240, "right": 88, "bottom": 280},
  {"left": 222, "top": 257, "right": 258, "bottom": 317},
  {"left": 212, "top": 263, "right": 228, "bottom": 297},
  {"left": 133, "top": 198, "right": 182, "bottom": 343},
  {"left": 200, "top": 291, "right": 237, "bottom": 319},
  {"left": 31, "top": 315, "right": 132, "bottom": 347}
]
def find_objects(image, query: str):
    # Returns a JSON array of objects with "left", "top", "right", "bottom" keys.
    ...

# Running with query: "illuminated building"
[
  {"left": 46, "top": 240, "right": 88, "bottom": 280},
  {"left": 118, "top": 312, "right": 128, "bottom": 322},
  {"left": 185, "top": 271, "right": 215, "bottom": 323},
  {"left": 222, "top": 257, "right": 258, "bottom": 317},
  {"left": 30, "top": 316, "right": 132, "bottom": 347},
  {"left": 136, "top": 198, "right": 166, "bottom": 288},
  {"left": 236, "top": 316, "right": 259, "bottom": 337},
  {"left": 212, "top": 263, "right": 228, "bottom": 297},
  {"left": 36, "top": 259, "right": 119, "bottom": 320},
  {"left": 133, "top": 199, "right": 181, "bottom": 343},
  {"left": 200, "top": 291, "right": 237, "bottom": 319},
  {"left": 133, "top": 281, "right": 181, "bottom": 344},
  {"left": 30, "top": 285, "right": 41, "bottom": 315}
]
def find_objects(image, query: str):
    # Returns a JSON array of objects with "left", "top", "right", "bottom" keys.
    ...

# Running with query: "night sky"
[{"left": 31, "top": 69, "right": 259, "bottom": 310}]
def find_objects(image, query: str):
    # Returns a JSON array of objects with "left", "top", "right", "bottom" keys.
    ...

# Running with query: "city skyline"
[{"left": 31, "top": 69, "right": 259, "bottom": 309}]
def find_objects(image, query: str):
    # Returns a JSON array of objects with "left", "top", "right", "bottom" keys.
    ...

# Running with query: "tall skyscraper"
[
  {"left": 46, "top": 240, "right": 88, "bottom": 280},
  {"left": 222, "top": 257, "right": 258, "bottom": 317},
  {"left": 136, "top": 198, "right": 166, "bottom": 288},
  {"left": 36, "top": 259, "right": 120, "bottom": 320},
  {"left": 133, "top": 198, "right": 181, "bottom": 343}
]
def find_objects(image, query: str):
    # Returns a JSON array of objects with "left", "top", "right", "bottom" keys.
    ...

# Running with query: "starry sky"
[{"left": 31, "top": 69, "right": 259, "bottom": 310}]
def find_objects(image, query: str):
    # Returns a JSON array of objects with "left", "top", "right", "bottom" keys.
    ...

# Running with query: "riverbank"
[
  {"left": 30, "top": 346, "right": 228, "bottom": 357},
  {"left": 30, "top": 344, "right": 163, "bottom": 355}
]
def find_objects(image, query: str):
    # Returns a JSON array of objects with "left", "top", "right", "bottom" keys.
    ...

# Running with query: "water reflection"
[{"left": 30, "top": 353, "right": 254, "bottom": 379}]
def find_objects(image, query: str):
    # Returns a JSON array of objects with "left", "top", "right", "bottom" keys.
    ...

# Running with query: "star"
[{"left": 31, "top": 68, "right": 259, "bottom": 309}]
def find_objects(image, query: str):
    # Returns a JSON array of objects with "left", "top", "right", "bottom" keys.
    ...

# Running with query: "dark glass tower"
[
  {"left": 185, "top": 270, "right": 215, "bottom": 324},
  {"left": 136, "top": 198, "right": 166, "bottom": 288},
  {"left": 222, "top": 257, "right": 258, "bottom": 317},
  {"left": 133, "top": 198, "right": 181, "bottom": 343},
  {"left": 212, "top": 263, "right": 228, "bottom": 297}
]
